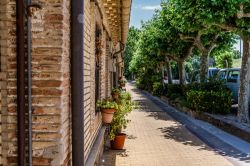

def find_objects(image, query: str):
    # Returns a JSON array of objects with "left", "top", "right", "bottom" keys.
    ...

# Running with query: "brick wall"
[
  {"left": 31, "top": 0, "right": 71, "bottom": 165},
  {"left": 84, "top": 0, "right": 103, "bottom": 161},
  {"left": 84, "top": 0, "right": 113, "bottom": 162},
  {"left": 0, "top": 0, "right": 71, "bottom": 165},
  {"left": 0, "top": 0, "right": 117, "bottom": 165},
  {"left": 0, "top": 0, "right": 17, "bottom": 165}
]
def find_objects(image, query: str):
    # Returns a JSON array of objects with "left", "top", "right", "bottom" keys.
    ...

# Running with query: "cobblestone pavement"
[{"left": 101, "top": 83, "right": 234, "bottom": 166}]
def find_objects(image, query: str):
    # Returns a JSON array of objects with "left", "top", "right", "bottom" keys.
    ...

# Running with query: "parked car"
[
  {"left": 190, "top": 68, "right": 220, "bottom": 83},
  {"left": 217, "top": 68, "right": 250, "bottom": 104},
  {"left": 208, "top": 68, "right": 221, "bottom": 78}
]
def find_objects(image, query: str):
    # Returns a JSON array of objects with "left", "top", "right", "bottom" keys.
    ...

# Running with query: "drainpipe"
[
  {"left": 16, "top": 0, "right": 26, "bottom": 165},
  {"left": 71, "top": 0, "right": 85, "bottom": 165},
  {"left": 26, "top": 0, "right": 33, "bottom": 165},
  {"left": 25, "top": 2, "right": 42, "bottom": 165}
]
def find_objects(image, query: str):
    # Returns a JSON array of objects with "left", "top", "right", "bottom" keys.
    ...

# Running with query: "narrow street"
[{"left": 101, "top": 83, "right": 250, "bottom": 166}]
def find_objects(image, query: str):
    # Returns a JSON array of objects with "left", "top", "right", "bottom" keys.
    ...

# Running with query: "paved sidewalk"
[{"left": 101, "top": 83, "right": 234, "bottom": 166}]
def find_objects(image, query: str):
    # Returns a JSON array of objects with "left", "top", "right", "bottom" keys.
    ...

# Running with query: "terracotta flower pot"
[
  {"left": 110, "top": 133, "right": 126, "bottom": 150},
  {"left": 111, "top": 92, "right": 119, "bottom": 100},
  {"left": 101, "top": 108, "right": 116, "bottom": 124}
]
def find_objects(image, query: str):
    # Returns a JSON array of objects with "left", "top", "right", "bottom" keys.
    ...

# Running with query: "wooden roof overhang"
[{"left": 103, "top": 0, "right": 132, "bottom": 45}]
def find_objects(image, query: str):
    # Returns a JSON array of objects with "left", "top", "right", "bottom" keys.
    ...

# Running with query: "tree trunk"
[
  {"left": 238, "top": 36, "right": 250, "bottom": 123},
  {"left": 166, "top": 58, "right": 173, "bottom": 84},
  {"left": 200, "top": 52, "right": 209, "bottom": 83},
  {"left": 161, "top": 66, "right": 165, "bottom": 85},
  {"left": 178, "top": 61, "right": 185, "bottom": 85}
]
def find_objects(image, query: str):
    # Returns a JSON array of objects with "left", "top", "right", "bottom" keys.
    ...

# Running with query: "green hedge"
[
  {"left": 152, "top": 82, "right": 164, "bottom": 96},
  {"left": 166, "top": 84, "right": 184, "bottom": 97},
  {"left": 187, "top": 90, "right": 232, "bottom": 114},
  {"left": 184, "top": 82, "right": 228, "bottom": 93},
  {"left": 165, "top": 82, "right": 232, "bottom": 114}
]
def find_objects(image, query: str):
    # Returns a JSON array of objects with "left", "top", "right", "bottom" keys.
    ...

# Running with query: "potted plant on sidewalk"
[
  {"left": 111, "top": 88, "right": 120, "bottom": 100},
  {"left": 109, "top": 92, "right": 133, "bottom": 150},
  {"left": 118, "top": 77, "right": 127, "bottom": 88},
  {"left": 97, "top": 100, "right": 118, "bottom": 124}
]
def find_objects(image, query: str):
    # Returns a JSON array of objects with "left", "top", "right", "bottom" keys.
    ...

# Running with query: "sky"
[{"left": 130, "top": 0, "right": 161, "bottom": 28}]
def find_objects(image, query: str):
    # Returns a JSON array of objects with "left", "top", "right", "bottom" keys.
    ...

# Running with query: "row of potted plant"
[{"left": 96, "top": 88, "right": 133, "bottom": 150}]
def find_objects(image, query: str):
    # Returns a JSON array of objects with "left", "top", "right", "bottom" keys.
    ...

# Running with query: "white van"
[{"left": 217, "top": 68, "right": 250, "bottom": 104}]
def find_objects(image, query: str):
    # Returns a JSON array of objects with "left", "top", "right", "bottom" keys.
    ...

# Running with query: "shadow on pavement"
[
  {"left": 158, "top": 124, "right": 250, "bottom": 163},
  {"left": 130, "top": 83, "right": 250, "bottom": 164},
  {"left": 144, "top": 92, "right": 250, "bottom": 164},
  {"left": 158, "top": 125, "right": 210, "bottom": 150}
]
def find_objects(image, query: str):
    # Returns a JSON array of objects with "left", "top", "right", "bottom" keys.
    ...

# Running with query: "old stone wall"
[
  {"left": 0, "top": 0, "right": 117, "bottom": 165},
  {"left": 0, "top": 0, "right": 17, "bottom": 165},
  {"left": 31, "top": 0, "right": 71, "bottom": 165},
  {"left": 0, "top": 0, "right": 71, "bottom": 165}
]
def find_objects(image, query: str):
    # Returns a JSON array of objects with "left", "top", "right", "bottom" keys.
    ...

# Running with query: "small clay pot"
[
  {"left": 110, "top": 133, "right": 126, "bottom": 150},
  {"left": 101, "top": 108, "right": 116, "bottom": 124}
]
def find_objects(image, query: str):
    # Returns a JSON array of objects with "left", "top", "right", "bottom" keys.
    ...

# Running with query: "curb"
[{"left": 159, "top": 96, "right": 250, "bottom": 144}]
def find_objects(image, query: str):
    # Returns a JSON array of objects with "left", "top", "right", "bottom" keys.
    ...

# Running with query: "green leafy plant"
[
  {"left": 166, "top": 81, "right": 232, "bottom": 114},
  {"left": 215, "top": 50, "right": 233, "bottom": 68},
  {"left": 109, "top": 92, "right": 134, "bottom": 140},
  {"left": 184, "top": 81, "right": 228, "bottom": 95},
  {"left": 112, "top": 88, "right": 120, "bottom": 94},
  {"left": 152, "top": 82, "right": 164, "bottom": 96},
  {"left": 118, "top": 79, "right": 127, "bottom": 85},
  {"left": 187, "top": 90, "right": 232, "bottom": 114},
  {"left": 120, "top": 91, "right": 132, "bottom": 101},
  {"left": 166, "top": 84, "right": 184, "bottom": 97},
  {"left": 96, "top": 100, "right": 118, "bottom": 110}
]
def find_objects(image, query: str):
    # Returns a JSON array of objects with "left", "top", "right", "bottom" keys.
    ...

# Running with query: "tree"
[
  {"left": 166, "top": 0, "right": 250, "bottom": 123},
  {"left": 215, "top": 50, "right": 234, "bottom": 68},
  {"left": 129, "top": 11, "right": 195, "bottom": 86},
  {"left": 233, "top": 50, "right": 241, "bottom": 59},
  {"left": 163, "top": 0, "right": 236, "bottom": 82},
  {"left": 124, "top": 27, "right": 140, "bottom": 79},
  {"left": 155, "top": 9, "right": 196, "bottom": 84},
  {"left": 129, "top": 19, "right": 165, "bottom": 90}
]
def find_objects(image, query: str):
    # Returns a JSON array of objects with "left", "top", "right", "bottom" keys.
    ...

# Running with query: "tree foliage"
[
  {"left": 125, "top": 0, "right": 250, "bottom": 122},
  {"left": 124, "top": 27, "right": 140, "bottom": 79},
  {"left": 215, "top": 50, "right": 234, "bottom": 68}
]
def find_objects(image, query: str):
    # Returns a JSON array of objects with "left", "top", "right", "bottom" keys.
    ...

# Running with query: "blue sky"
[{"left": 130, "top": 0, "right": 161, "bottom": 28}]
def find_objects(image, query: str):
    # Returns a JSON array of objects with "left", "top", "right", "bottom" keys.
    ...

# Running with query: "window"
[
  {"left": 95, "top": 25, "right": 102, "bottom": 112},
  {"left": 227, "top": 70, "right": 239, "bottom": 83},
  {"left": 218, "top": 71, "right": 227, "bottom": 80}
]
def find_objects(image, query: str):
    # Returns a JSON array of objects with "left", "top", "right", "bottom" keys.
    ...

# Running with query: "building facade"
[{"left": 0, "top": 0, "right": 131, "bottom": 165}]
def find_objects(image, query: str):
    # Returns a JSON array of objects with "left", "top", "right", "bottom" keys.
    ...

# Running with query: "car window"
[
  {"left": 218, "top": 71, "right": 227, "bottom": 80},
  {"left": 212, "top": 70, "right": 219, "bottom": 76},
  {"left": 209, "top": 69, "right": 220, "bottom": 78},
  {"left": 227, "top": 70, "right": 240, "bottom": 83}
]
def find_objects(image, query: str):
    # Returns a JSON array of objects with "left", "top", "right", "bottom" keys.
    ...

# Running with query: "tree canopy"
[{"left": 125, "top": 0, "right": 250, "bottom": 123}]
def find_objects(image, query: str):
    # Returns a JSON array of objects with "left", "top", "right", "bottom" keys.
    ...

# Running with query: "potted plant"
[
  {"left": 109, "top": 92, "right": 133, "bottom": 150},
  {"left": 97, "top": 100, "right": 118, "bottom": 124},
  {"left": 118, "top": 79, "right": 127, "bottom": 87},
  {"left": 111, "top": 88, "right": 120, "bottom": 100}
]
